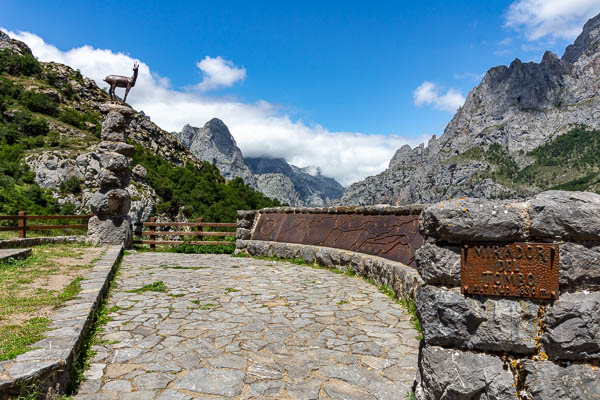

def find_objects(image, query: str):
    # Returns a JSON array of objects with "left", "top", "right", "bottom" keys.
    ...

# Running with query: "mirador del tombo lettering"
[{"left": 461, "top": 242, "right": 559, "bottom": 299}]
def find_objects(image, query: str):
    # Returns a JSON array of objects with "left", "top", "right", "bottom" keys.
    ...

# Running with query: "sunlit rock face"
[{"left": 341, "top": 13, "right": 600, "bottom": 206}]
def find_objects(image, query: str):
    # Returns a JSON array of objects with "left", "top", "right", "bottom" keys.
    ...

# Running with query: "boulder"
[
  {"left": 87, "top": 215, "right": 132, "bottom": 247},
  {"left": 559, "top": 242, "right": 600, "bottom": 291},
  {"left": 529, "top": 191, "right": 600, "bottom": 240},
  {"left": 89, "top": 189, "right": 131, "bottom": 217},
  {"left": 523, "top": 360, "right": 600, "bottom": 399},
  {"left": 415, "top": 243, "right": 461, "bottom": 286},
  {"left": 420, "top": 198, "right": 528, "bottom": 243},
  {"left": 543, "top": 291, "right": 600, "bottom": 360},
  {"left": 415, "top": 345, "right": 516, "bottom": 400},
  {"left": 416, "top": 286, "right": 538, "bottom": 354}
]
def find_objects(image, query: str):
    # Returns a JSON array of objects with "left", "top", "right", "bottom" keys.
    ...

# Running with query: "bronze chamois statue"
[{"left": 104, "top": 62, "right": 139, "bottom": 103}]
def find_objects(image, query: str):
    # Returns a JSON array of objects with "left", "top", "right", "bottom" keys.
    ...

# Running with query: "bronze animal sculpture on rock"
[{"left": 104, "top": 62, "right": 139, "bottom": 103}]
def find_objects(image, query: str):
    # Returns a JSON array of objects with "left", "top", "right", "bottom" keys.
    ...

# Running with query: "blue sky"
[{"left": 2, "top": 0, "right": 599, "bottom": 185}]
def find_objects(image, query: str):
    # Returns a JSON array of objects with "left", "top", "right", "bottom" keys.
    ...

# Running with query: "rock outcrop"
[
  {"left": 247, "top": 157, "right": 345, "bottom": 207},
  {"left": 174, "top": 120, "right": 345, "bottom": 206},
  {"left": 87, "top": 105, "right": 134, "bottom": 246},
  {"left": 174, "top": 120, "right": 257, "bottom": 188},
  {"left": 341, "top": 13, "right": 600, "bottom": 206}
]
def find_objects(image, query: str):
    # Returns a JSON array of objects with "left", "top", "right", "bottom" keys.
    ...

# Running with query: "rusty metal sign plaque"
[
  {"left": 251, "top": 213, "right": 423, "bottom": 267},
  {"left": 461, "top": 242, "right": 559, "bottom": 299}
]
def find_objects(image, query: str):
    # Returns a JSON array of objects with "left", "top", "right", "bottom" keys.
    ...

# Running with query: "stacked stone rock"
[
  {"left": 414, "top": 191, "right": 600, "bottom": 400},
  {"left": 87, "top": 105, "right": 135, "bottom": 247}
]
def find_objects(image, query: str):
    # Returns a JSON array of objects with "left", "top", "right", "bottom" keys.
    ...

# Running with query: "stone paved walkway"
[{"left": 76, "top": 252, "right": 419, "bottom": 399}]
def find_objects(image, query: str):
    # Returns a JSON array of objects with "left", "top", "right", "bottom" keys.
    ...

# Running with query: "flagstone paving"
[{"left": 76, "top": 252, "right": 420, "bottom": 399}]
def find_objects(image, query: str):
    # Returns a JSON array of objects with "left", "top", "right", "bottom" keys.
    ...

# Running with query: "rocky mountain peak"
[
  {"left": 563, "top": 13, "right": 600, "bottom": 63},
  {"left": 0, "top": 30, "right": 32, "bottom": 55},
  {"left": 341, "top": 12, "right": 600, "bottom": 206},
  {"left": 173, "top": 120, "right": 257, "bottom": 187}
]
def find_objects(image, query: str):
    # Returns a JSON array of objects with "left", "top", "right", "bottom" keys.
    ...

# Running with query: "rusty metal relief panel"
[
  {"left": 461, "top": 242, "right": 559, "bottom": 299},
  {"left": 251, "top": 213, "right": 423, "bottom": 267}
]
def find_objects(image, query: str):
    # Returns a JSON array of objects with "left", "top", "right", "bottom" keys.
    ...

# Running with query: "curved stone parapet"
[{"left": 236, "top": 239, "right": 424, "bottom": 300}]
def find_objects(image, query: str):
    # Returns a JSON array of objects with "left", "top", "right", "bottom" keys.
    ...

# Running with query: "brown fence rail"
[
  {"left": 0, "top": 211, "right": 92, "bottom": 238},
  {"left": 133, "top": 217, "right": 236, "bottom": 249}
]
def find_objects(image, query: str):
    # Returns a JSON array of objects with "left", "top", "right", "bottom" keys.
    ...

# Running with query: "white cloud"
[
  {"left": 413, "top": 81, "right": 465, "bottom": 113},
  {"left": 505, "top": 0, "right": 600, "bottom": 41},
  {"left": 497, "top": 37, "right": 513, "bottom": 46},
  {"left": 2, "top": 29, "right": 429, "bottom": 187},
  {"left": 195, "top": 56, "right": 246, "bottom": 91}
]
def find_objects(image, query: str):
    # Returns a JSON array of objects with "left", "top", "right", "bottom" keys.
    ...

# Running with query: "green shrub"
[
  {"left": 12, "top": 111, "right": 49, "bottom": 137},
  {"left": 133, "top": 145, "right": 281, "bottom": 221},
  {"left": 59, "top": 176, "right": 83, "bottom": 194},
  {"left": 21, "top": 90, "right": 59, "bottom": 116},
  {"left": 0, "top": 49, "right": 42, "bottom": 77},
  {"left": 0, "top": 76, "right": 23, "bottom": 99}
]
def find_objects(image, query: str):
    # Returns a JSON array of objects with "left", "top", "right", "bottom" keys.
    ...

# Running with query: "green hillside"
[{"left": 0, "top": 48, "right": 280, "bottom": 220}]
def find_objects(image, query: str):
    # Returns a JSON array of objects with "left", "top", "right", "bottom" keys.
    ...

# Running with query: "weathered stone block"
[
  {"left": 87, "top": 215, "right": 132, "bottom": 247},
  {"left": 235, "top": 240, "right": 248, "bottom": 250},
  {"left": 89, "top": 189, "right": 131, "bottom": 217},
  {"left": 300, "top": 246, "right": 316, "bottom": 263},
  {"left": 530, "top": 190, "right": 600, "bottom": 240},
  {"left": 236, "top": 228, "right": 251, "bottom": 240},
  {"left": 99, "top": 152, "right": 129, "bottom": 172},
  {"left": 97, "top": 141, "right": 135, "bottom": 157},
  {"left": 273, "top": 242, "right": 296, "bottom": 259},
  {"left": 237, "top": 218, "right": 253, "bottom": 229},
  {"left": 523, "top": 360, "right": 600, "bottom": 399},
  {"left": 101, "top": 110, "right": 127, "bottom": 142},
  {"left": 559, "top": 242, "right": 600, "bottom": 291},
  {"left": 237, "top": 210, "right": 257, "bottom": 220},
  {"left": 416, "top": 286, "right": 538, "bottom": 354},
  {"left": 420, "top": 198, "right": 528, "bottom": 243},
  {"left": 415, "top": 345, "right": 516, "bottom": 400},
  {"left": 415, "top": 243, "right": 461, "bottom": 286},
  {"left": 316, "top": 247, "right": 340, "bottom": 267},
  {"left": 98, "top": 169, "right": 130, "bottom": 190},
  {"left": 543, "top": 291, "right": 600, "bottom": 360}
]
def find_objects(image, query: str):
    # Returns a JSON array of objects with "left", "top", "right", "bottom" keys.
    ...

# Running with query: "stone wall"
[
  {"left": 414, "top": 191, "right": 600, "bottom": 400},
  {"left": 237, "top": 205, "right": 425, "bottom": 266},
  {"left": 236, "top": 206, "right": 426, "bottom": 300}
]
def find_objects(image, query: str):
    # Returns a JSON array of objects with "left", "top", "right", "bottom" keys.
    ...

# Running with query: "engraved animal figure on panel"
[{"left": 104, "top": 62, "right": 139, "bottom": 103}]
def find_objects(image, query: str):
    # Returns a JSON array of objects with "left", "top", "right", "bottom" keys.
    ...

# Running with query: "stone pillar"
[
  {"left": 413, "top": 191, "right": 600, "bottom": 400},
  {"left": 87, "top": 105, "right": 136, "bottom": 247}
]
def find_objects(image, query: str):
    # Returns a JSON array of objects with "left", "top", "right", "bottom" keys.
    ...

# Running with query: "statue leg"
[
  {"left": 109, "top": 85, "right": 115, "bottom": 101},
  {"left": 123, "top": 86, "right": 131, "bottom": 103}
]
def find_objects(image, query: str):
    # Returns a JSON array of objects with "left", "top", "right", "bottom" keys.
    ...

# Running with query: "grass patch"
[
  {"left": 224, "top": 287, "right": 240, "bottom": 293},
  {"left": 126, "top": 281, "right": 167, "bottom": 294},
  {"left": 337, "top": 299, "right": 349, "bottom": 305},
  {"left": 194, "top": 302, "right": 216, "bottom": 310},
  {"left": 0, "top": 243, "right": 97, "bottom": 360},
  {"left": 59, "top": 276, "right": 83, "bottom": 302},
  {"left": 0, "top": 317, "right": 50, "bottom": 361},
  {"left": 168, "top": 293, "right": 185, "bottom": 298}
]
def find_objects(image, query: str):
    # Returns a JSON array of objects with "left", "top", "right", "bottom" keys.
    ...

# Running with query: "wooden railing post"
[
  {"left": 197, "top": 218, "right": 204, "bottom": 242},
  {"left": 18, "top": 211, "right": 26, "bottom": 239},
  {"left": 149, "top": 217, "right": 156, "bottom": 250}
]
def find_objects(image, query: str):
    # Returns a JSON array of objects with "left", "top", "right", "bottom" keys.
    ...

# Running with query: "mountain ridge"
[
  {"left": 341, "top": 12, "right": 600, "bottom": 205},
  {"left": 174, "top": 120, "right": 345, "bottom": 206}
]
